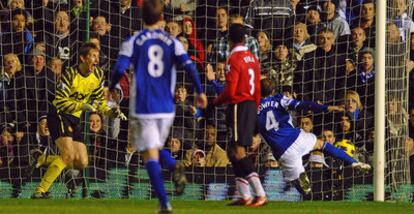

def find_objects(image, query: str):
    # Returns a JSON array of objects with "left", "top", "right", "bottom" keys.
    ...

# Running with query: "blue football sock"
[
  {"left": 146, "top": 159, "right": 169, "bottom": 206},
  {"left": 322, "top": 142, "right": 357, "bottom": 165},
  {"left": 159, "top": 149, "right": 176, "bottom": 171}
]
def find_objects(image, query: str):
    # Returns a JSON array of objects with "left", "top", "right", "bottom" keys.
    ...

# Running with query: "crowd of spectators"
[{"left": 0, "top": 0, "right": 413, "bottom": 199}]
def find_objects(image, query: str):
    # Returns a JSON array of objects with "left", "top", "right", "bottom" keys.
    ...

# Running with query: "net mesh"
[{"left": 0, "top": 0, "right": 412, "bottom": 201}]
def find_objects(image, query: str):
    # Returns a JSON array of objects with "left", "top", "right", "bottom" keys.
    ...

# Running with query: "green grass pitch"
[{"left": 0, "top": 200, "right": 413, "bottom": 214}]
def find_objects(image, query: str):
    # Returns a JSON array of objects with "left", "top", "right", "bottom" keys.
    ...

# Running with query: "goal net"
[{"left": 0, "top": 0, "right": 412, "bottom": 201}]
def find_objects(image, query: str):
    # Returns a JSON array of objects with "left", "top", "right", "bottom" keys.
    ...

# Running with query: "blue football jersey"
[
  {"left": 257, "top": 93, "right": 329, "bottom": 159},
  {"left": 257, "top": 93, "right": 301, "bottom": 159},
  {"left": 111, "top": 29, "right": 202, "bottom": 118}
]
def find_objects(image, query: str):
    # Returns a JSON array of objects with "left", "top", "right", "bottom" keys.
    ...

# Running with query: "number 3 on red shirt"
[{"left": 248, "top": 68, "right": 255, "bottom": 95}]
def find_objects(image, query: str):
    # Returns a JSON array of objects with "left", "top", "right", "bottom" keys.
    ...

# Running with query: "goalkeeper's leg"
[{"left": 32, "top": 137, "right": 74, "bottom": 198}]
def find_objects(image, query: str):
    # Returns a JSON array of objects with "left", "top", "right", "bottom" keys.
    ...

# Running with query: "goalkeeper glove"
[{"left": 106, "top": 108, "right": 127, "bottom": 120}]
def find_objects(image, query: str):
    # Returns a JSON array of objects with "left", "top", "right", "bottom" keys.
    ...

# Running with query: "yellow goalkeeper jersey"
[{"left": 53, "top": 66, "right": 109, "bottom": 118}]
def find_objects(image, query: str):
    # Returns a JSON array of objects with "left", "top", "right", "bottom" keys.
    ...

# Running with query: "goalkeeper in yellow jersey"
[{"left": 31, "top": 43, "right": 126, "bottom": 199}]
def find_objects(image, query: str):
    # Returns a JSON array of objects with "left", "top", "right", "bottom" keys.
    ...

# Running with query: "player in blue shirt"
[
  {"left": 257, "top": 79, "right": 371, "bottom": 195},
  {"left": 109, "top": 1, "right": 207, "bottom": 213}
]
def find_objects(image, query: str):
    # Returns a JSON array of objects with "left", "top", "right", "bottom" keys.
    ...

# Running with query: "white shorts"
[
  {"left": 128, "top": 117, "right": 174, "bottom": 152},
  {"left": 278, "top": 130, "right": 317, "bottom": 182}
]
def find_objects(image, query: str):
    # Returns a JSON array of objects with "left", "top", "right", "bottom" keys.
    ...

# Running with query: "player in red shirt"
[{"left": 213, "top": 23, "right": 267, "bottom": 207}]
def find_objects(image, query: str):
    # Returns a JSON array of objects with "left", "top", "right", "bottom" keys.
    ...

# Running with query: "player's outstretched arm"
[{"left": 327, "top": 105, "right": 345, "bottom": 112}]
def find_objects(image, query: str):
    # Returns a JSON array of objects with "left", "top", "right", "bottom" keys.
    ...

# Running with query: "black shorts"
[
  {"left": 227, "top": 100, "right": 257, "bottom": 147},
  {"left": 47, "top": 107, "right": 83, "bottom": 142}
]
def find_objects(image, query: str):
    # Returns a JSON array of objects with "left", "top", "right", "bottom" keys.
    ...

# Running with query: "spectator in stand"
[
  {"left": 165, "top": 130, "right": 187, "bottom": 161},
  {"left": 108, "top": 0, "right": 142, "bottom": 56},
  {"left": 0, "top": 123, "right": 15, "bottom": 169},
  {"left": 177, "top": 35, "right": 204, "bottom": 78},
  {"left": 351, "top": 0, "right": 376, "bottom": 47},
  {"left": 90, "top": 16, "right": 112, "bottom": 71},
  {"left": 391, "top": 0, "right": 414, "bottom": 42},
  {"left": 349, "top": 48, "right": 376, "bottom": 112},
  {"left": 182, "top": 124, "right": 229, "bottom": 167},
  {"left": 70, "top": 0, "right": 85, "bottom": 18},
  {"left": 169, "top": 0, "right": 196, "bottom": 21},
  {"left": 296, "top": 28, "right": 346, "bottom": 106},
  {"left": 342, "top": 90, "right": 374, "bottom": 160},
  {"left": 89, "top": 32, "right": 111, "bottom": 76},
  {"left": 0, "top": 123, "right": 28, "bottom": 198},
  {"left": 249, "top": 134, "right": 274, "bottom": 170},
  {"left": 32, "top": 115, "right": 52, "bottom": 150},
  {"left": 29, "top": 0, "right": 55, "bottom": 38},
  {"left": 15, "top": 49, "right": 55, "bottom": 135},
  {"left": 245, "top": 0, "right": 292, "bottom": 43},
  {"left": 206, "top": 60, "right": 226, "bottom": 96},
  {"left": 87, "top": 112, "right": 114, "bottom": 183},
  {"left": 256, "top": 31, "right": 272, "bottom": 75},
  {"left": 1, "top": 8, "right": 34, "bottom": 62},
  {"left": 264, "top": 152, "right": 279, "bottom": 168},
  {"left": 323, "top": 129, "right": 336, "bottom": 145},
  {"left": 0, "top": 53, "right": 22, "bottom": 129},
  {"left": 1, "top": 0, "right": 34, "bottom": 29},
  {"left": 387, "top": 22, "right": 403, "bottom": 44},
  {"left": 69, "top": 0, "right": 88, "bottom": 33},
  {"left": 290, "top": 0, "right": 307, "bottom": 23},
  {"left": 92, "top": 15, "right": 111, "bottom": 37},
  {"left": 291, "top": 22, "right": 317, "bottom": 61},
  {"left": 387, "top": 94, "right": 409, "bottom": 138},
  {"left": 182, "top": 16, "right": 205, "bottom": 63},
  {"left": 385, "top": 93, "right": 411, "bottom": 185},
  {"left": 9, "top": 0, "right": 23, "bottom": 9},
  {"left": 320, "top": 0, "right": 351, "bottom": 40},
  {"left": 174, "top": 85, "right": 200, "bottom": 140},
  {"left": 343, "top": 26, "right": 368, "bottom": 65},
  {"left": 298, "top": 115, "right": 314, "bottom": 134},
  {"left": 271, "top": 43, "right": 296, "bottom": 88},
  {"left": 207, "top": 5, "right": 228, "bottom": 62},
  {"left": 216, "top": 13, "right": 260, "bottom": 61},
  {"left": 306, "top": 152, "right": 329, "bottom": 170},
  {"left": 191, "top": 149, "right": 206, "bottom": 167},
  {"left": 25, "top": 115, "right": 59, "bottom": 182},
  {"left": 166, "top": 20, "right": 182, "bottom": 38},
  {"left": 48, "top": 57, "right": 63, "bottom": 81},
  {"left": 335, "top": 115, "right": 357, "bottom": 157},
  {"left": 305, "top": 5, "right": 325, "bottom": 44},
  {"left": 205, "top": 61, "right": 228, "bottom": 146},
  {"left": 43, "top": 9, "right": 78, "bottom": 69}
]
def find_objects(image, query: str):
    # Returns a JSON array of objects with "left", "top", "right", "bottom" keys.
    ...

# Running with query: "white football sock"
[
  {"left": 236, "top": 177, "right": 252, "bottom": 200},
  {"left": 246, "top": 172, "right": 266, "bottom": 197}
]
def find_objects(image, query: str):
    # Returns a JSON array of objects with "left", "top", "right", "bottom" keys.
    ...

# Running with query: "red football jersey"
[{"left": 214, "top": 45, "right": 261, "bottom": 107}]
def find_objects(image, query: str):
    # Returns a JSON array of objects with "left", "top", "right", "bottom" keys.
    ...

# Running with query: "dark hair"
[
  {"left": 89, "top": 31, "right": 101, "bottom": 40},
  {"left": 361, "top": 0, "right": 375, "bottom": 4},
  {"left": 142, "top": 0, "right": 164, "bottom": 25},
  {"left": 1, "top": 123, "right": 16, "bottom": 134},
  {"left": 78, "top": 42, "right": 99, "bottom": 60},
  {"left": 11, "top": 8, "right": 27, "bottom": 19},
  {"left": 89, "top": 111, "right": 103, "bottom": 120},
  {"left": 280, "top": 85, "right": 293, "bottom": 94},
  {"left": 229, "top": 23, "right": 245, "bottom": 44},
  {"left": 320, "top": 0, "right": 339, "bottom": 8},
  {"left": 261, "top": 78, "right": 274, "bottom": 97}
]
